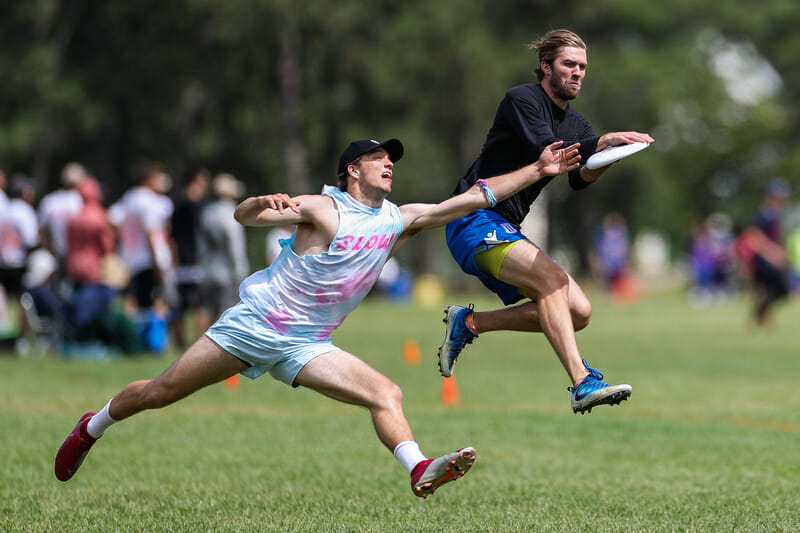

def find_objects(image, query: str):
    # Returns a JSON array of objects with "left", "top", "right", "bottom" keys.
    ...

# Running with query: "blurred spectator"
[
  {"left": 199, "top": 173, "right": 249, "bottom": 321},
  {"left": 15, "top": 248, "right": 68, "bottom": 355},
  {"left": 687, "top": 220, "right": 715, "bottom": 304},
  {"left": 152, "top": 173, "right": 179, "bottom": 311},
  {"left": 23, "top": 249, "right": 59, "bottom": 298},
  {"left": 37, "top": 162, "right": 87, "bottom": 263},
  {"left": 8, "top": 174, "right": 40, "bottom": 266},
  {"left": 66, "top": 177, "right": 116, "bottom": 285},
  {"left": 0, "top": 167, "right": 11, "bottom": 332},
  {"left": 20, "top": 248, "right": 66, "bottom": 342},
  {"left": 0, "top": 172, "right": 39, "bottom": 334},
  {"left": 706, "top": 213, "right": 736, "bottom": 298},
  {"left": 23, "top": 174, "right": 163, "bottom": 356},
  {"left": 64, "top": 176, "right": 127, "bottom": 345},
  {"left": 9, "top": 174, "right": 39, "bottom": 251},
  {"left": 109, "top": 162, "right": 175, "bottom": 352},
  {"left": 735, "top": 179, "right": 791, "bottom": 326},
  {"left": 170, "top": 168, "right": 211, "bottom": 347},
  {"left": 109, "top": 162, "right": 176, "bottom": 312},
  {"left": 591, "top": 212, "right": 635, "bottom": 299},
  {"left": 687, "top": 213, "right": 736, "bottom": 305},
  {"left": 21, "top": 246, "right": 145, "bottom": 355}
]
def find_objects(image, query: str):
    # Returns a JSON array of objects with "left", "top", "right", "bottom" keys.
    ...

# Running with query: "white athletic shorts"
[{"left": 205, "top": 300, "right": 338, "bottom": 387}]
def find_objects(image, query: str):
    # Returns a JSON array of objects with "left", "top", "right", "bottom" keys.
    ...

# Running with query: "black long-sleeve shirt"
[{"left": 453, "top": 83, "right": 599, "bottom": 227}]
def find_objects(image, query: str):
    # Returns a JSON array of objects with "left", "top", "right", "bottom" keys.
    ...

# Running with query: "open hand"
[{"left": 539, "top": 141, "right": 582, "bottom": 176}]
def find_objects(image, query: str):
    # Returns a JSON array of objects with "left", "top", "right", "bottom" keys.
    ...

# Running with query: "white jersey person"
[
  {"left": 55, "top": 137, "right": 580, "bottom": 497},
  {"left": 108, "top": 163, "right": 175, "bottom": 311},
  {"left": 37, "top": 162, "right": 86, "bottom": 262}
]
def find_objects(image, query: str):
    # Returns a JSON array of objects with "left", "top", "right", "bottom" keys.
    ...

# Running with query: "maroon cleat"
[
  {"left": 410, "top": 446, "right": 476, "bottom": 498},
  {"left": 54, "top": 412, "right": 97, "bottom": 481}
]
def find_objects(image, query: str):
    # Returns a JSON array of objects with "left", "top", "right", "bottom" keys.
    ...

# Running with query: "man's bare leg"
[
  {"left": 438, "top": 240, "right": 632, "bottom": 413},
  {"left": 55, "top": 335, "right": 248, "bottom": 481},
  {"left": 295, "top": 350, "right": 476, "bottom": 498},
  {"left": 294, "top": 350, "right": 414, "bottom": 450},
  {"left": 109, "top": 335, "right": 249, "bottom": 420},
  {"left": 489, "top": 241, "right": 588, "bottom": 385},
  {"left": 472, "top": 273, "right": 592, "bottom": 334}
]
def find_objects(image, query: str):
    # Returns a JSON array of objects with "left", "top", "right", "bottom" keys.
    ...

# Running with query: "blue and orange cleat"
[
  {"left": 568, "top": 359, "right": 632, "bottom": 414},
  {"left": 437, "top": 304, "right": 478, "bottom": 377}
]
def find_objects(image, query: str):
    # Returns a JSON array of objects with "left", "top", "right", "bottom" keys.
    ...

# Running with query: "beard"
[{"left": 548, "top": 77, "right": 581, "bottom": 102}]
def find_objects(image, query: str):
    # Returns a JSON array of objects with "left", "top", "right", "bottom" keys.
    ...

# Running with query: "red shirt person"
[{"left": 66, "top": 177, "right": 115, "bottom": 284}]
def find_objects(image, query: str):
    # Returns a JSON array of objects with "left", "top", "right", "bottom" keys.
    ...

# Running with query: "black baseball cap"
[{"left": 337, "top": 138, "right": 404, "bottom": 175}]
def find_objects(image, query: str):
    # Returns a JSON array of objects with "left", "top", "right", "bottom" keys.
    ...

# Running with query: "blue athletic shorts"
[
  {"left": 446, "top": 210, "right": 528, "bottom": 305},
  {"left": 205, "top": 301, "right": 338, "bottom": 387}
]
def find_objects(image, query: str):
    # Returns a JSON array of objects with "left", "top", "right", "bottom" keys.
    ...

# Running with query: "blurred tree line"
[{"left": 1, "top": 0, "right": 798, "bottom": 274}]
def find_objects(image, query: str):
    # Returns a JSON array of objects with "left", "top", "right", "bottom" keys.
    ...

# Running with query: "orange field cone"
[
  {"left": 441, "top": 376, "right": 460, "bottom": 406},
  {"left": 224, "top": 374, "right": 241, "bottom": 390},
  {"left": 402, "top": 339, "right": 422, "bottom": 366}
]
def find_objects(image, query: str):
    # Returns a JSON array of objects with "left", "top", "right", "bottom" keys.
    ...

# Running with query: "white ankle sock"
[
  {"left": 86, "top": 399, "right": 117, "bottom": 439},
  {"left": 393, "top": 441, "right": 427, "bottom": 473}
]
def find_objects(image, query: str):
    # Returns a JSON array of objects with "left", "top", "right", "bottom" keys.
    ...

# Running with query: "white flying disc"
[{"left": 585, "top": 142, "right": 650, "bottom": 170}]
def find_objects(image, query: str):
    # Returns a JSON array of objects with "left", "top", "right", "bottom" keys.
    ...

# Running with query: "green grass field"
[{"left": 2, "top": 289, "right": 799, "bottom": 532}]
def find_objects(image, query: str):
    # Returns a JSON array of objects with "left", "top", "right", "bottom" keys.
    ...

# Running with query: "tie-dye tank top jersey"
[{"left": 239, "top": 185, "right": 403, "bottom": 341}]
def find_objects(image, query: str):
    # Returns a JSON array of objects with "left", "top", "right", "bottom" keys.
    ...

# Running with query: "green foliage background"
[{"left": 1, "top": 0, "right": 798, "bottom": 270}]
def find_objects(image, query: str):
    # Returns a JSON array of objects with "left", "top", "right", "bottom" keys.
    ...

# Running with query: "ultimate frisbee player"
[
  {"left": 55, "top": 137, "right": 580, "bottom": 497},
  {"left": 439, "top": 29, "right": 654, "bottom": 413}
]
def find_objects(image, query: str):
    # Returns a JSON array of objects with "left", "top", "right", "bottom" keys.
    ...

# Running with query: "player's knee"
[
  {"left": 572, "top": 299, "right": 592, "bottom": 331},
  {"left": 373, "top": 379, "right": 403, "bottom": 410},
  {"left": 538, "top": 266, "right": 570, "bottom": 295},
  {"left": 384, "top": 381, "right": 404, "bottom": 407}
]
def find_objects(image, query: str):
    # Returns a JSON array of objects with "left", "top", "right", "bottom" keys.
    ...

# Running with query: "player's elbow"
[
  {"left": 234, "top": 198, "right": 258, "bottom": 225},
  {"left": 233, "top": 205, "right": 248, "bottom": 225}
]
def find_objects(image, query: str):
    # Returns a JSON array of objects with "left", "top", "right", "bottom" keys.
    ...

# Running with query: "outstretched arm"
[
  {"left": 395, "top": 141, "right": 580, "bottom": 247},
  {"left": 234, "top": 193, "right": 303, "bottom": 226},
  {"left": 235, "top": 193, "right": 340, "bottom": 257}
]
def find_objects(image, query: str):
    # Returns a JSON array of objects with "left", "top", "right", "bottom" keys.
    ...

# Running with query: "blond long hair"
[{"left": 529, "top": 29, "right": 586, "bottom": 81}]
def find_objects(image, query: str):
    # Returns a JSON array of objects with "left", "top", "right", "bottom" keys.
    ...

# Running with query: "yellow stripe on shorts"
[
  {"left": 473, "top": 240, "right": 522, "bottom": 278},
  {"left": 473, "top": 240, "right": 531, "bottom": 300}
]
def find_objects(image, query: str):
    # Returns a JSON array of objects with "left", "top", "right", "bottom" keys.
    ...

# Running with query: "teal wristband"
[{"left": 477, "top": 179, "right": 497, "bottom": 207}]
